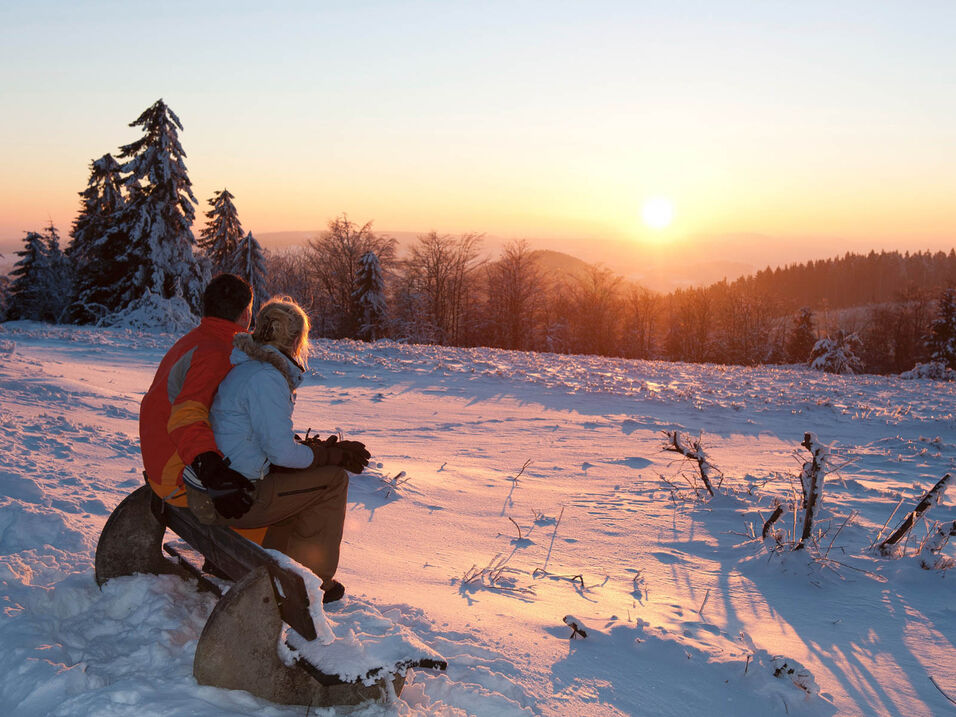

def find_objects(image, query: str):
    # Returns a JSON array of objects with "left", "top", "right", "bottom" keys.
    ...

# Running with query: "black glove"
[
  {"left": 306, "top": 435, "right": 371, "bottom": 474},
  {"left": 337, "top": 437, "right": 371, "bottom": 474},
  {"left": 191, "top": 451, "right": 255, "bottom": 519}
]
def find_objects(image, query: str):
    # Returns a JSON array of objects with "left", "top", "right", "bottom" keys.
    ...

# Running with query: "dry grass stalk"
[{"left": 510, "top": 459, "right": 532, "bottom": 483}]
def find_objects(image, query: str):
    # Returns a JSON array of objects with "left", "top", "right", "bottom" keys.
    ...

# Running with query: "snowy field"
[{"left": 0, "top": 321, "right": 954, "bottom": 717}]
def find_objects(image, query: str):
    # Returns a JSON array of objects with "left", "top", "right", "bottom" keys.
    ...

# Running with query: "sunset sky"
[{"left": 1, "top": 1, "right": 954, "bottom": 268}]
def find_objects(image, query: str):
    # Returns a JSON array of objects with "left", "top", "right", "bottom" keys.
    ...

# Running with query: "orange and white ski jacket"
[{"left": 139, "top": 317, "right": 246, "bottom": 506}]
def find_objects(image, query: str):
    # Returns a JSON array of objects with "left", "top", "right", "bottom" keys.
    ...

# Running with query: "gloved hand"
[
  {"left": 307, "top": 435, "right": 371, "bottom": 474},
  {"left": 190, "top": 451, "right": 255, "bottom": 519},
  {"left": 336, "top": 437, "right": 371, "bottom": 474}
]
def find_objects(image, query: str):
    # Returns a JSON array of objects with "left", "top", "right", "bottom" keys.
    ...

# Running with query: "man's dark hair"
[{"left": 203, "top": 274, "right": 252, "bottom": 321}]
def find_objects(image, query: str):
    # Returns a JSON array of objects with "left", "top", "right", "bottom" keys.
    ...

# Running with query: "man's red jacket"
[{"left": 140, "top": 317, "right": 245, "bottom": 507}]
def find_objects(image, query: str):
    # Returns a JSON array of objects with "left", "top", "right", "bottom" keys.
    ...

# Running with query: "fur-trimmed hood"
[{"left": 231, "top": 333, "right": 303, "bottom": 392}]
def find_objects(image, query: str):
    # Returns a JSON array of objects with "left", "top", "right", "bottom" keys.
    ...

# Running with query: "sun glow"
[{"left": 641, "top": 196, "right": 674, "bottom": 230}]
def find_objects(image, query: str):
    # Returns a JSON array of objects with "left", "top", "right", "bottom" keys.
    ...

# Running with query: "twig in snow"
[
  {"left": 533, "top": 569, "right": 586, "bottom": 589},
  {"left": 930, "top": 675, "right": 956, "bottom": 706},
  {"left": 697, "top": 588, "right": 711, "bottom": 617},
  {"left": 508, "top": 516, "right": 523, "bottom": 541},
  {"left": 744, "top": 654, "right": 752, "bottom": 674},
  {"left": 824, "top": 510, "right": 857, "bottom": 560},
  {"left": 460, "top": 553, "right": 535, "bottom": 595},
  {"left": 563, "top": 615, "right": 588, "bottom": 639},
  {"left": 542, "top": 505, "right": 565, "bottom": 572},
  {"left": 511, "top": 458, "right": 532, "bottom": 483},
  {"left": 663, "top": 430, "right": 719, "bottom": 497},
  {"left": 874, "top": 496, "right": 905, "bottom": 544},
  {"left": 878, "top": 474, "right": 951, "bottom": 556},
  {"left": 380, "top": 470, "right": 410, "bottom": 499},
  {"left": 920, "top": 520, "right": 956, "bottom": 569},
  {"left": 762, "top": 505, "right": 784, "bottom": 539}
]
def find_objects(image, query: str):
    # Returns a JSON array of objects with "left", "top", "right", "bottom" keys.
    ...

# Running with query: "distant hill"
[
  {"left": 255, "top": 230, "right": 754, "bottom": 292},
  {"left": 531, "top": 249, "right": 592, "bottom": 279}
]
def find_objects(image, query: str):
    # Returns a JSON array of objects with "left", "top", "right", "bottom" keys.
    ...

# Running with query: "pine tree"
[
  {"left": 111, "top": 99, "right": 205, "bottom": 312},
  {"left": 199, "top": 189, "right": 243, "bottom": 273},
  {"left": 41, "top": 222, "right": 72, "bottom": 322},
  {"left": 786, "top": 307, "right": 816, "bottom": 363},
  {"left": 6, "top": 231, "right": 49, "bottom": 321},
  {"left": 230, "top": 230, "right": 269, "bottom": 315},
  {"left": 352, "top": 251, "right": 387, "bottom": 341},
  {"left": 305, "top": 215, "right": 397, "bottom": 338},
  {"left": 0, "top": 273, "right": 10, "bottom": 320},
  {"left": 809, "top": 330, "right": 864, "bottom": 375},
  {"left": 926, "top": 287, "right": 956, "bottom": 369},
  {"left": 65, "top": 154, "right": 126, "bottom": 323}
]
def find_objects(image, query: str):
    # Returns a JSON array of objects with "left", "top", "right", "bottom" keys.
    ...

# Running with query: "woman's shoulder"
[{"left": 230, "top": 335, "right": 297, "bottom": 390}]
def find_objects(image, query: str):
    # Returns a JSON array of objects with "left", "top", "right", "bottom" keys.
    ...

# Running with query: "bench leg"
[
  {"left": 194, "top": 565, "right": 403, "bottom": 706},
  {"left": 95, "top": 485, "right": 180, "bottom": 586}
]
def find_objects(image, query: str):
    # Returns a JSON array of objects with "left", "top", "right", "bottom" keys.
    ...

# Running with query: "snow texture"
[{"left": 0, "top": 321, "right": 953, "bottom": 716}]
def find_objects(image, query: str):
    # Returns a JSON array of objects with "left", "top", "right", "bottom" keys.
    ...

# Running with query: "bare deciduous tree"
[
  {"left": 622, "top": 284, "right": 660, "bottom": 359},
  {"left": 399, "top": 232, "right": 484, "bottom": 345},
  {"left": 305, "top": 215, "right": 397, "bottom": 338},
  {"left": 485, "top": 240, "right": 543, "bottom": 350}
]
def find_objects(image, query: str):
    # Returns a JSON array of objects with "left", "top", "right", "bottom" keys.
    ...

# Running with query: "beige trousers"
[{"left": 223, "top": 464, "right": 350, "bottom": 585}]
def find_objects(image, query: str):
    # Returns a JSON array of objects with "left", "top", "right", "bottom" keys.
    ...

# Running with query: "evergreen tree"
[
  {"left": 926, "top": 287, "right": 956, "bottom": 369},
  {"left": 809, "top": 330, "right": 864, "bottom": 375},
  {"left": 65, "top": 154, "right": 126, "bottom": 322},
  {"left": 41, "top": 222, "right": 72, "bottom": 322},
  {"left": 305, "top": 215, "right": 397, "bottom": 338},
  {"left": 352, "top": 251, "right": 387, "bottom": 341},
  {"left": 6, "top": 231, "right": 49, "bottom": 321},
  {"left": 199, "top": 189, "right": 243, "bottom": 273},
  {"left": 0, "top": 272, "right": 10, "bottom": 320},
  {"left": 786, "top": 307, "right": 816, "bottom": 362},
  {"left": 230, "top": 230, "right": 269, "bottom": 315},
  {"left": 111, "top": 99, "right": 205, "bottom": 312}
]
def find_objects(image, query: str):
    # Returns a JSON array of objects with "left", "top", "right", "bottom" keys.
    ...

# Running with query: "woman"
[{"left": 201, "top": 296, "right": 369, "bottom": 603}]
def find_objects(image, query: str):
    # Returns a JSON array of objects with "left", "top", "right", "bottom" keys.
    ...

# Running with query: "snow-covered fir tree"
[
  {"left": 926, "top": 287, "right": 956, "bottom": 369},
  {"left": 65, "top": 154, "right": 126, "bottom": 323},
  {"left": 352, "top": 251, "right": 387, "bottom": 341},
  {"left": 41, "top": 223, "right": 72, "bottom": 322},
  {"left": 0, "top": 272, "right": 10, "bottom": 320},
  {"left": 111, "top": 99, "right": 205, "bottom": 313},
  {"left": 786, "top": 306, "right": 816, "bottom": 363},
  {"left": 199, "top": 189, "right": 243, "bottom": 273},
  {"left": 809, "top": 330, "right": 864, "bottom": 375},
  {"left": 229, "top": 231, "right": 269, "bottom": 315},
  {"left": 6, "top": 231, "right": 49, "bottom": 321}
]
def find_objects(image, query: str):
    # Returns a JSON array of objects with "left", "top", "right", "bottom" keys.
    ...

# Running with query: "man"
[
  {"left": 140, "top": 276, "right": 367, "bottom": 602},
  {"left": 140, "top": 274, "right": 256, "bottom": 519}
]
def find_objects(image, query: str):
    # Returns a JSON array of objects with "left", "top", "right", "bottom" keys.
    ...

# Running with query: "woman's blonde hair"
[{"left": 252, "top": 296, "right": 310, "bottom": 365}]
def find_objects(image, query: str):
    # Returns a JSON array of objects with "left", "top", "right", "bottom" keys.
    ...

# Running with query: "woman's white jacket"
[{"left": 210, "top": 334, "right": 314, "bottom": 480}]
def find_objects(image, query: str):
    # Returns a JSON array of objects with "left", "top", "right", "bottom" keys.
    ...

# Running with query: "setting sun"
[{"left": 641, "top": 196, "right": 674, "bottom": 230}]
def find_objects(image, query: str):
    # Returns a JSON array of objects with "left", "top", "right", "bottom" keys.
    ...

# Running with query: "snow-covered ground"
[{"left": 0, "top": 322, "right": 953, "bottom": 717}]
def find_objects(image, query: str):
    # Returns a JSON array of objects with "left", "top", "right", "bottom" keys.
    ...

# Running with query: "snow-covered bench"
[{"left": 95, "top": 484, "right": 446, "bottom": 707}]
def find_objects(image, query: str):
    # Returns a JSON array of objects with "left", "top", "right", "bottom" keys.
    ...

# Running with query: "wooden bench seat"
[{"left": 94, "top": 484, "right": 445, "bottom": 707}]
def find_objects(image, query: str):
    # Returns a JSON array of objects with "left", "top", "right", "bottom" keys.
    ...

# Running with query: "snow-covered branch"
[
  {"left": 795, "top": 432, "right": 829, "bottom": 550},
  {"left": 878, "top": 473, "right": 952, "bottom": 557},
  {"left": 663, "top": 430, "right": 719, "bottom": 497}
]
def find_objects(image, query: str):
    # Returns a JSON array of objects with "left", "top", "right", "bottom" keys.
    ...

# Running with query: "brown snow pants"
[{"left": 224, "top": 464, "right": 349, "bottom": 586}]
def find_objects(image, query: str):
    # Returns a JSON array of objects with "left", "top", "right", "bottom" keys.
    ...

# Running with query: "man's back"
[{"left": 140, "top": 317, "right": 243, "bottom": 505}]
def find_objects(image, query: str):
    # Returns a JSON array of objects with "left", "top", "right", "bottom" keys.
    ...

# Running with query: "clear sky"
[{"left": 1, "top": 0, "right": 954, "bottom": 266}]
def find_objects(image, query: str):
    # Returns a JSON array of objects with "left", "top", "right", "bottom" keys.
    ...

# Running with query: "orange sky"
[{"left": 1, "top": 2, "right": 954, "bottom": 269}]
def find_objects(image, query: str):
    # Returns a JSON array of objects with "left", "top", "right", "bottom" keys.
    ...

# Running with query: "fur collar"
[{"left": 233, "top": 333, "right": 302, "bottom": 391}]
